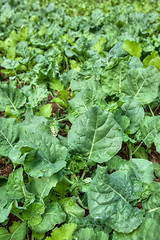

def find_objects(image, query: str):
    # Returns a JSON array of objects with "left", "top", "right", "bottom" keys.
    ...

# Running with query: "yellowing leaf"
[
  {"left": 123, "top": 40, "right": 142, "bottom": 58},
  {"left": 143, "top": 51, "right": 160, "bottom": 71},
  {"left": 46, "top": 223, "right": 77, "bottom": 240},
  {"left": 36, "top": 104, "right": 52, "bottom": 118}
]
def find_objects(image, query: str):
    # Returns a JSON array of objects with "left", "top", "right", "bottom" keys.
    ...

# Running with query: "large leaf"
[
  {"left": 128, "top": 159, "right": 154, "bottom": 184},
  {"left": 68, "top": 106, "right": 122, "bottom": 163},
  {"left": 0, "top": 221, "right": 27, "bottom": 240},
  {"left": 0, "top": 202, "right": 13, "bottom": 223},
  {"left": 142, "top": 182, "right": 160, "bottom": 215},
  {"left": 123, "top": 40, "right": 142, "bottom": 58},
  {"left": 0, "top": 84, "right": 26, "bottom": 112},
  {"left": 27, "top": 173, "right": 62, "bottom": 200},
  {"left": 0, "top": 185, "right": 12, "bottom": 223},
  {"left": 0, "top": 118, "right": 19, "bottom": 157},
  {"left": 136, "top": 116, "right": 160, "bottom": 148},
  {"left": 9, "top": 130, "right": 67, "bottom": 178},
  {"left": 87, "top": 166, "right": 144, "bottom": 233},
  {"left": 120, "top": 96, "right": 144, "bottom": 134},
  {"left": 102, "top": 60, "right": 160, "bottom": 104},
  {"left": 112, "top": 216, "right": 160, "bottom": 240},
  {"left": 7, "top": 167, "right": 26, "bottom": 200},
  {"left": 31, "top": 202, "right": 66, "bottom": 233},
  {"left": 124, "top": 66, "right": 160, "bottom": 104},
  {"left": 46, "top": 223, "right": 77, "bottom": 240},
  {"left": 69, "top": 87, "right": 105, "bottom": 118},
  {"left": 60, "top": 198, "right": 85, "bottom": 219},
  {"left": 27, "top": 84, "right": 48, "bottom": 108}
]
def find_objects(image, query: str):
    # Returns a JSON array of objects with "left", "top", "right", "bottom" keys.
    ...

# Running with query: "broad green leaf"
[
  {"left": 88, "top": 166, "right": 144, "bottom": 233},
  {"left": 16, "top": 41, "right": 30, "bottom": 59},
  {"left": 123, "top": 40, "right": 142, "bottom": 58},
  {"left": 31, "top": 202, "right": 66, "bottom": 233},
  {"left": 9, "top": 130, "right": 67, "bottom": 178},
  {"left": 22, "top": 202, "right": 45, "bottom": 227},
  {"left": 143, "top": 182, "right": 160, "bottom": 215},
  {"left": 0, "top": 118, "right": 19, "bottom": 157},
  {"left": 60, "top": 198, "right": 85, "bottom": 219},
  {"left": 9, "top": 221, "right": 21, "bottom": 233},
  {"left": 69, "top": 88, "right": 105, "bottom": 118},
  {"left": 124, "top": 66, "right": 160, "bottom": 104},
  {"left": 27, "top": 174, "right": 61, "bottom": 200},
  {"left": 0, "top": 227, "right": 10, "bottom": 240},
  {"left": 1, "top": 58, "right": 19, "bottom": 69},
  {"left": 0, "top": 85, "right": 26, "bottom": 112},
  {"left": 102, "top": 60, "right": 129, "bottom": 96},
  {"left": 73, "top": 227, "right": 109, "bottom": 240},
  {"left": 143, "top": 51, "right": 160, "bottom": 71},
  {"left": 6, "top": 167, "right": 35, "bottom": 207},
  {"left": 102, "top": 61, "right": 160, "bottom": 104},
  {"left": 112, "top": 216, "right": 160, "bottom": 240},
  {"left": 68, "top": 106, "right": 122, "bottom": 163},
  {"left": 46, "top": 223, "right": 77, "bottom": 240},
  {"left": 0, "top": 221, "right": 27, "bottom": 240},
  {"left": 136, "top": 116, "right": 160, "bottom": 148},
  {"left": 129, "top": 159, "right": 154, "bottom": 184},
  {"left": 74, "top": 228, "right": 96, "bottom": 240},
  {"left": 0, "top": 202, "right": 13, "bottom": 223},
  {"left": 106, "top": 156, "right": 127, "bottom": 172},
  {"left": 27, "top": 85, "right": 48, "bottom": 108},
  {"left": 32, "top": 231, "right": 45, "bottom": 240},
  {"left": 36, "top": 104, "right": 52, "bottom": 118},
  {"left": 91, "top": 9, "right": 104, "bottom": 27},
  {"left": 7, "top": 167, "right": 25, "bottom": 200},
  {"left": 120, "top": 96, "right": 144, "bottom": 134},
  {"left": 92, "top": 36, "right": 106, "bottom": 53},
  {"left": 106, "top": 42, "right": 128, "bottom": 69}
]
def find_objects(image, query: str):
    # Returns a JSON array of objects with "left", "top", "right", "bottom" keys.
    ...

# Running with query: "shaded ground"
[{"left": 0, "top": 157, "right": 13, "bottom": 178}]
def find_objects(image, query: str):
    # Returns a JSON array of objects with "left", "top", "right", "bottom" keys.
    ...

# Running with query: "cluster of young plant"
[{"left": 0, "top": 0, "right": 160, "bottom": 239}]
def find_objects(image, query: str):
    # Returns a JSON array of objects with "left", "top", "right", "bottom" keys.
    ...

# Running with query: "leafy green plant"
[{"left": 1, "top": 0, "right": 160, "bottom": 239}]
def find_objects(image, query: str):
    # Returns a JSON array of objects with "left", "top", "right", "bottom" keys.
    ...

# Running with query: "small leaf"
[
  {"left": 36, "top": 104, "right": 52, "bottom": 118},
  {"left": 22, "top": 202, "right": 45, "bottom": 227}
]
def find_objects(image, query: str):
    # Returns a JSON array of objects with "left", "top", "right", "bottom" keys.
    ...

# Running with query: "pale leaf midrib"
[
  {"left": 88, "top": 117, "right": 98, "bottom": 159},
  {"left": 4, "top": 92, "right": 18, "bottom": 111},
  {"left": 0, "top": 129, "right": 13, "bottom": 147},
  {"left": 105, "top": 183, "right": 129, "bottom": 204}
]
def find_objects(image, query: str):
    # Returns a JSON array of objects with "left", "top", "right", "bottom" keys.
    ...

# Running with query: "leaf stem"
[
  {"left": 58, "top": 117, "right": 68, "bottom": 122},
  {"left": 76, "top": 196, "right": 88, "bottom": 210},
  {"left": 63, "top": 176, "right": 74, "bottom": 185},
  {"left": 80, "top": 167, "right": 87, "bottom": 180},
  {"left": 132, "top": 141, "right": 143, "bottom": 156},
  {"left": 154, "top": 103, "right": 160, "bottom": 114},
  {"left": 148, "top": 104, "right": 155, "bottom": 117}
]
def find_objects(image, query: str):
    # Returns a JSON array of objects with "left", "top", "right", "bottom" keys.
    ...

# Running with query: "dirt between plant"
[{"left": 0, "top": 157, "right": 13, "bottom": 178}]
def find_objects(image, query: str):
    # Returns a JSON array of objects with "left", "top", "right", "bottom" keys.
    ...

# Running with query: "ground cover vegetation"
[{"left": 0, "top": 0, "right": 160, "bottom": 239}]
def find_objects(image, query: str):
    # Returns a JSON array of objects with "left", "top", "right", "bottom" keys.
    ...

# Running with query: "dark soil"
[
  {"left": 146, "top": 143, "right": 160, "bottom": 164},
  {"left": 117, "top": 142, "right": 130, "bottom": 160},
  {"left": 0, "top": 111, "right": 5, "bottom": 118},
  {"left": 0, "top": 157, "right": 13, "bottom": 178}
]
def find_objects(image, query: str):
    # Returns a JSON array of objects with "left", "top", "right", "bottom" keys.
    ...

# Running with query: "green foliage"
[{"left": 0, "top": 0, "right": 160, "bottom": 239}]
